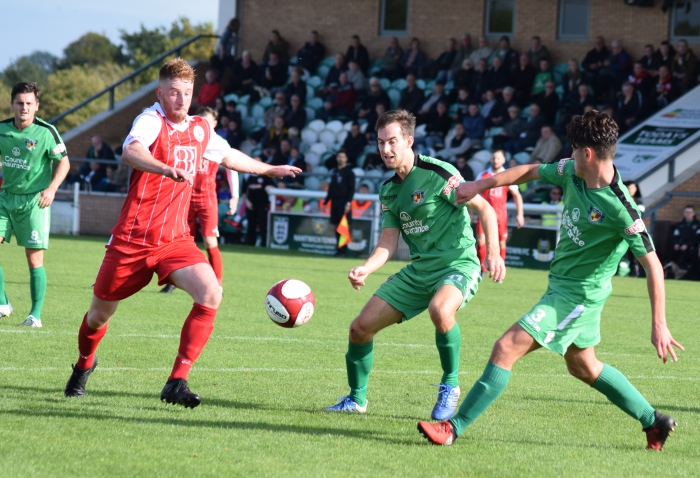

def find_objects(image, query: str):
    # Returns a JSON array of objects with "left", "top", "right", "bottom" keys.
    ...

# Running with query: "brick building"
[{"left": 218, "top": 0, "right": 696, "bottom": 68}]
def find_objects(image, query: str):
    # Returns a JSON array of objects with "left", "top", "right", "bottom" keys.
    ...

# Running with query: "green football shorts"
[
  {"left": 518, "top": 288, "right": 603, "bottom": 355},
  {"left": 374, "top": 262, "right": 481, "bottom": 322},
  {"left": 0, "top": 191, "right": 51, "bottom": 249}
]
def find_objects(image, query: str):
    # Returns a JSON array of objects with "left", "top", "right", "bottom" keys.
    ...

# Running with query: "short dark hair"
[
  {"left": 684, "top": 205, "right": 695, "bottom": 210},
  {"left": 352, "top": 34, "right": 360, "bottom": 41},
  {"left": 226, "top": 100, "right": 237, "bottom": 107},
  {"left": 566, "top": 110, "right": 619, "bottom": 160},
  {"left": 499, "top": 35, "right": 510, "bottom": 44},
  {"left": 644, "top": 44, "right": 654, "bottom": 49},
  {"left": 196, "top": 106, "right": 218, "bottom": 120},
  {"left": 531, "top": 35, "right": 541, "bottom": 41},
  {"left": 311, "top": 30, "right": 318, "bottom": 36},
  {"left": 375, "top": 109, "right": 416, "bottom": 138},
  {"left": 11, "top": 82, "right": 41, "bottom": 102}
]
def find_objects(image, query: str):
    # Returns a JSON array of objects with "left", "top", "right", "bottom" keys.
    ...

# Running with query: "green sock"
[
  {"left": 346, "top": 340, "right": 373, "bottom": 407},
  {"left": 436, "top": 323, "right": 461, "bottom": 387},
  {"left": 592, "top": 364, "right": 656, "bottom": 428},
  {"left": 29, "top": 266, "right": 46, "bottom": 319},
  {"left": 0, "top": 266, "right": 7, "bottom": 306},
  {"left": 449, "top": 361, "right": 511, "bottom": 436}
]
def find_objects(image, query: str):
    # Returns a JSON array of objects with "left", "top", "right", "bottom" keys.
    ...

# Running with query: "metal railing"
[
  {"left": 48, "top": 34, "right": 219, "bottom": 125},
  {"left": 643, "top": 190, "right": 700, "bottom": 234}
]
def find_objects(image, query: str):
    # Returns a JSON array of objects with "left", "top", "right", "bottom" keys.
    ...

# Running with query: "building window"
[
  {"left": 671, "top": 1, "right": 700, "bottom": 42},
  {"left": 558, "top": 0, "right": 590, "bottom": 41},
  {"left": 485, "top": 0, "right": 515, "bottom": 39},
  {"left": 380, "top": 0, "right": 410, "bottom": 37}
]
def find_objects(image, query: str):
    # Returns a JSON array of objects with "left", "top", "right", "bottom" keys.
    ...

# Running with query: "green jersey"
[
  {"left": 0, "top": 117, "right": 67, "bottom": 195},
  {"left": 380, "top": 155, "right": 478, "bottom": 272},
  {"left": 539, "top": 159, "right": 654, "bottom": 307}
]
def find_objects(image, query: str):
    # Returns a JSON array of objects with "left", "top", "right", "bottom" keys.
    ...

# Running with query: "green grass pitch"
[{"left": 0, "top": 236, "right": 698, "bottom": 477}]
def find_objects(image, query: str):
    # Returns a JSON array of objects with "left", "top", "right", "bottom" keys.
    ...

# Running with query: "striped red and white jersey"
[
  {"left": 112, "top": 103, "right": 229, "bottom": 247},
  {"left": 192, "top": 157, "right": 219, "bottom": 208},
  {"left": 476, "top": 167, "right": 519, "bottom": 222}
]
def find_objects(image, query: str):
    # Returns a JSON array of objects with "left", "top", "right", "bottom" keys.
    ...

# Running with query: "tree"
[
  {"left": 1, "top": 51, "right": 59, "bottom": 89},
  {"left": 61, "top": 32, "right": 126, "bottom": 68}
]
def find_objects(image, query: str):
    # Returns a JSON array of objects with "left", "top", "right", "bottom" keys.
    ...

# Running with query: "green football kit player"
[
  {"left": 418, "top": 111, "right": 684, "bottom": 450},
  {"left": 0, "top": 82, "right": 71, "bottom": 327},
  {"left": 326, "top": 110, "right": 505, "bottom": 419}
]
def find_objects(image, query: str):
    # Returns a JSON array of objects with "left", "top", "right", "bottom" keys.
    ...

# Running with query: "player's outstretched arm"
[
  {"left": 638, "top": 251, "right": 684, "bottom": 363},
  {"left": 39, "top": 156, "right": 71, "bottom": 208},
  {"left": 122, "top": 142, "right": 193, "bottom": 184},
  {"left": 456, "top": 164, "right": 540, "bottom": 204},
  {"left": 348, "top": 228, "right": 399, "bottom": 290},
  {"left": 221, "top": 149, "right": 301, "bottom": 178},
  {"left": 511, "top": 187, "right": 525, "bottom": 228},
  {"left": 467, "top": 195, "right": 505, "bottom": 282}
]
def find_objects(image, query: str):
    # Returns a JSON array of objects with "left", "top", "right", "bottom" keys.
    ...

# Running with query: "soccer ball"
[{"left": 265, "top": 279, "right": 315, "bottom": 328}]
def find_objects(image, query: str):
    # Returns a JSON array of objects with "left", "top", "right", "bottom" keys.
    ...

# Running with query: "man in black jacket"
[
  {"left": 668, "top": 205, "right": 700, "bottom": 278},
  {"left": 243, "top": 166, "right": 276, "bottom": 247},
  {"left": 345, "top": 35, "right": 370, "bottom": 75},
  {"left": 325, "top": 150, "right": 356, "bottom": 256},
  {"left": 296, "top": 31, "right": 326, "bottom": 74}
]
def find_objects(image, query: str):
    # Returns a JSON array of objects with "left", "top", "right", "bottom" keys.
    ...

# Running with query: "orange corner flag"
[{"left": 336, "top": 214, "right": 351, "bottom": 248}]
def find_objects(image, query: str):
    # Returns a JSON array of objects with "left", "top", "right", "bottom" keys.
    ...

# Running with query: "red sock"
[
  {"left": 477, "top": 244, "right": 487, "bottom": 271},
  {"left": 206, "top": 247, "right": 223, "bottom": 284},
  {"left": 169, "top": 303, "right": 217, "bottom": 381},
  {"left": 500, "top": 245, "right": 507, "bottom": 261},
  {"left": 77, "top": 313, "right": 108, "bottom": 370}
]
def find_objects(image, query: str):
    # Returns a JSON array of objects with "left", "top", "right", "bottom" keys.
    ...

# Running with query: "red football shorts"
[
  {"left": 93, "top": 236, "right": 208, "bottom": 301},
  {"left": 188, "top": 201, "right": 220, "bottom": 238},
  {"left": 475, "top": 218, "right": 509, "bottom": 241}
]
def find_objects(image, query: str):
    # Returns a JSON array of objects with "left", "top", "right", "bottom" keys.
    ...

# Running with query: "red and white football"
[{"left": 265, "top": 279, "right": 315, "bottom": 328}]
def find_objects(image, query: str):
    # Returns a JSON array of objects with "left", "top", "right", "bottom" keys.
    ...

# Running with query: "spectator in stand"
[
  {"left": 494, "top": 105, "right": 525, "bottom": 149},
  {"left": 461, "top": 103, "right": 485, "bottom": 150},
  {"left": 401, "top": 38, "right": 427, "bottom": 77},
  {"left": 398, "top": 74, "right": 425, "bottom": 116},
  {"left": 453, "top": 59, "right": 475, "bottom": 98},
  {"left": 527, "top": 36, "right": 550, "bottom": 71},
  {"left": 668, "top": 205, "right": 700, "bottom": 279},
  {"left": 284, "top": 94, "right": 307, "bottom": 131},
  {"left": 582, "top": 36, "right": 609, "bottom": 86},
  {"left": 504, "top": 102, "right": 544, "bottom": 155},
  {"left": 562, "top": 58, "right": 583, "bottom": 97},
  {"left": 213, "top": 18, "right": 239, "bottom": 81},
  {"left": 534, "top": 81, "right": 559, "bottom": 125},
  {"left": 262, "top": 30, "right": 290, "bottom": 63},
  {"left": 257, "top": 52, "right": 287, "bottom": 93},
  {"left": 284, "top": 67, "right": 307, "bottom": 104},
  {"left": 449, "top": 33, "right": 474, "bottom": 81},
  {"left": 531, "top": 59, "right": 553, "bottom": 96},
  {"left": 654, "top": 40, "right": 676, "bottom": 74},
  {"left": 486, "top": 86, "right": 515, "bottom": 127},
  {"left": 489, "top": 55, "right": 510, "bottom": 96},
  {"left": 434, "top": 38, "right": 458, "bottom": 82},
  {"left": 325, "top": 150, "right": 355, "bottom": 256},
  {"left": 283, "top": 146, "right": 307, "bottom": 189},
  {"left": 269, "top": 137, "right": 294, "bottom": 167},
  {"left": 629, "top": 61, "right": 654, "bottom": 99},
  {"left": 365, "top": 102, "right": 387, "bottom": 140},
  {"left": 451, "top": 87, "right": 471, "bottom": 122},
  {"left": 250, "top": 92, "right": 289, "bottom": 146},
  {"left": 296, "top": 30, "right": 326, "bottom": 74},
  {"left": 563, "top": 83, "right": 595, "bottom": 125},
  {"left": 640, "top": 44, "right": 658, "bottom": 76},
  {"left": 345, "top": 35, "right": 370, "bottom": 75},
  {"left": 673, "top": 39, "right": 697, "bottom": 92},
  {"left": 83, "top": 161, "right": 106, "bottom": 190},
  {"left": 351, "top": 184, "right": 374, "bottom": 219},
  {"left": 599, "top": 40, "right": 632, "bottom": 100},
  {"left": 469, "top": 35, "right": 492, "bottom": 66},
  {"left": 655, "top": 65, "right": 681, "bottom": 108},
  {"left": 510, "top": 54, "right": 537, "bottom": 107},
  {"left": 471, "top": 58, "right": 491, "bottom": 103},
  {"left": 224, "top": 100, "right": 242, "bottom": 125},
  {"left": 261, "top": 115, "right": 288, "bottom": 154},
  {"left": 86, "top": 135, "right": 115, "bottom": 161},
  {"left": 453, "top": 154, "right": 474, "bottom": 181},
  {"left": 346, "top": 59, "right": 367, "bottom": 93},
  {"left": 362, "top": 152, "right": 385, "bottom": 171},
  {"left": 480, "top": 89, "right": 497, "bottom": 122},
  {"left": 231, "top": 50, "right": 257, "bottom": 95},
  {"left": 214, "top": 97, "right": 226, "bottom": 121},
  {"left": 243, "top": 164, "right": 275, "bottom": 247},
  {"left": 320, "top": 72, "right": 357, "bottom": 120},
  {"left": 357, "top": 78, "right": 390, "bottom": 121},
  {"left": 414, "top": 101, "right": 452, "bottom": 152},
  {"left": 615, "top": 82, "right": 645, "bottom": 134},
  {"left": 436, "top": 123, "right": 472, "bottom": 163},
  {"left": 215, "top": 116, "right": 229, "bottom": 137},
  {"left": 416, "top": 80, "right": 449, "bottom": 124},
  {"left": 529, "top": 125, "right": 562, "bottom": 164},
  {"left": 194, "top": 70, "right": 221, "bottom": 108},
  {"left": 494, "top": 36, "right": 519, "bottom": 72},
  {"left": 377, "top": 37, "right": 404, "bottom": 80},
  {"left": 320, "top": 53, "right": 348, "bottom": 96},
  {"left": 226, "top": 118, "right": 244, "bottom": 149},
  {"left": 96, "top": 163, "right": 128, "bottom": 193},
  {"left": 341, "top": 122, "right": 367, "bottom": 166},
  {"left": 540, "top": 186, "right": 564, "bottom": 226}
]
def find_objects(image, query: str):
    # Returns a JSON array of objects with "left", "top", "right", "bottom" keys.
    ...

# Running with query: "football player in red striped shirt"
[{"left": 65, "top": 59, "right": 300, "bottom": 407}]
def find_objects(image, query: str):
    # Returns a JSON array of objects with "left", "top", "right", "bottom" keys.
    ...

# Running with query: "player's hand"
[
  {"left": 228, "top": 197, "right": 239, "bottom": 215},
  {"left": 484, "top": 253, "right": 506, "bottom": 283},
  {"left": 164, "top": 167, "right": 193, "bottom": 185},
  {"left": 455, "top": 182, "right": 480, "bottom": 205},
  {"left": 516, "top": 213, "right": 525, "bottom": 228},
  {"left": 652, "top": 325, "right": 684, "bottom": 364},
  {"left": 266, "top": 165, "right": 302, "bottom": 178},
  {"left": 348, "top": 266, "right": 370, "bottom": 290},
  {"left": 38, "top": 188, "right": 57, "bottom": 209}
]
